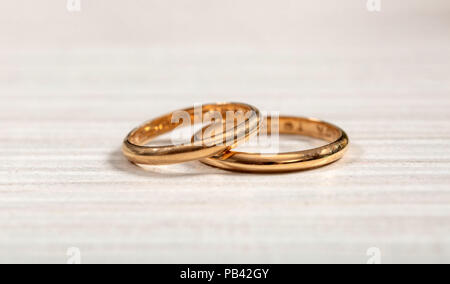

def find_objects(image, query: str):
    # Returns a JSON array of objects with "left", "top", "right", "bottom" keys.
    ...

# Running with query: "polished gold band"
[
  {"left": 122, "top": 103, "right": 260, "bottom": 165},
  {"left": 200, "top": 116, "right": 349, "bottom": 173}
]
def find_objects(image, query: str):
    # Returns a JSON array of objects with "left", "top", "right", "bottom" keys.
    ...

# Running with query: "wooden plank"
[{"left": 0, "top": 1, "right": 449, "bottom": 264}]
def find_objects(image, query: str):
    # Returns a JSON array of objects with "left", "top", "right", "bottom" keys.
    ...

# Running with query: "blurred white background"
[
  {"left": 2, "top": 0, "right": 449, "bottom": 47},
  {"left": 1, "top": 0, "right": 449, "bottom": 97}
]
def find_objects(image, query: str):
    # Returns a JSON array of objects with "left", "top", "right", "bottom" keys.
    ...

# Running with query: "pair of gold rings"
[{"left": 122, "top": 102, "right": 349, "bottom": 173}]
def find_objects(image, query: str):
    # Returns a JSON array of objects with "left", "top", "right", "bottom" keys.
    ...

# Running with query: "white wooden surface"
[{"left": 1, "top": 1, "right": 450, "bottom": 263}]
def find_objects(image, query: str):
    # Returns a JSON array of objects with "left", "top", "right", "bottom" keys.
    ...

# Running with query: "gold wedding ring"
[
  {"left": 122, "top": 103, "right": 349, "bottom": 173},
  {"left": 200, "top": 116, "right": 349, "bottom": 173},
  {"left": 122, "top": 103, "right": 260, "bottom": 165}
]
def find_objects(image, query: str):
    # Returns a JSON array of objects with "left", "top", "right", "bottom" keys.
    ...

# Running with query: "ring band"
[
  {"left": 200, "top": 116, "right": 349, "bottom": 173},
  {"left": 122, "top": 102, "right": 260, "bottom": 165}
]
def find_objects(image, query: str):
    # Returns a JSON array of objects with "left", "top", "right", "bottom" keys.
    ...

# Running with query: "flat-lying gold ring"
[
  {"left": 200, "top": 116, "right": 349, "bottom": 173},
  {"left": 122, "top": 102, "right": 260, "bottom": 165}
]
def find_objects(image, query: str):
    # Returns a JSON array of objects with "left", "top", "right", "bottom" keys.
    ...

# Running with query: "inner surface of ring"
[
  {"left": 263, "top": 116, "right": 342, "bottom": 143},
  {"left": 128, "top": 103, "right": 256, "bottom": 146}
]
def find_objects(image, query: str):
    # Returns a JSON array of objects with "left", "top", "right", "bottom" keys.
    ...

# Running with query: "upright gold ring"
[
  {"left": 200, "top": 116, "right": 349, "bottom": 173},
  {"left": 122, "top": 102, "right": 260, "bottom": 165}
]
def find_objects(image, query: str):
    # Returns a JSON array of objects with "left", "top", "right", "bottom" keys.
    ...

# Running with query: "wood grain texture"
[{"left": 0, "top": 1, "right": 450, "bottom": 263}]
